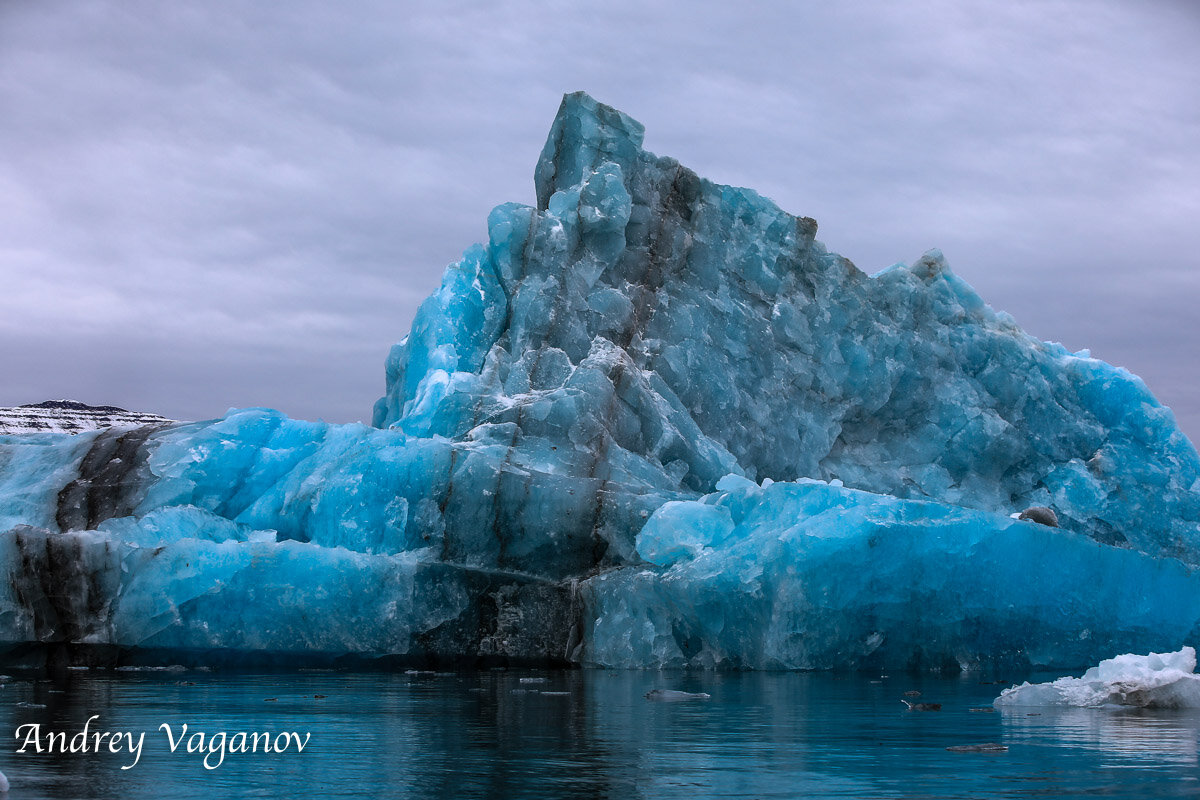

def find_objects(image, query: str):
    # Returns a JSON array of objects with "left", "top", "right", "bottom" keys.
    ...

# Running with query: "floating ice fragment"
[
  {"left": 901, "top": 700, "right": 941, "bottom": 711},
  {"left": 946, "top": 743, "right": 1007, "bottom": 753},
  {"left": 995, "top": 647, "right": 1200, "bottom": 708},
  {"left": 644, "top": 689, "right": 711, "bottom": 701}
]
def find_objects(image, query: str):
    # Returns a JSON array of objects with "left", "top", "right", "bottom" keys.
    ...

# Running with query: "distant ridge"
[
  {"left": 0, "top": 400, "right": 173, "bottom": 434},
  {"left": 19, "top": 399, "right": 131, "bottom": 413}
]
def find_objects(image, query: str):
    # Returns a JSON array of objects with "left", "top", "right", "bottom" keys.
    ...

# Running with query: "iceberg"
[
  {"left": 1, "top": 92, "right": 1198, "bottom": 669},
  {"left": 995, "top": 647, "right": 1200, "bottom": 708}
]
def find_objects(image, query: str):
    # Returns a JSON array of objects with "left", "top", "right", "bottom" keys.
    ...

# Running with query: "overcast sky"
[{"left": 2, "top": 0, "right": 1198, "bottom": 442}]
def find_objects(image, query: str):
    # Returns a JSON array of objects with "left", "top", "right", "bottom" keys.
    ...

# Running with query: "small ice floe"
[
  {"left": 644, "top": 689, "right": 711, "bottom": 701},
  {"left": 901, "top": 700, "right": 941, "bottom": 711},
  {"left": 946, "top": 743, "right": 1007, "bottom": 753},
  {"left": 968, "top": 707, "right": 995, "bottom": 713},
  {"left": 16, "top": 702, "right": 46, "bottom": 709},
  {"left": 519, "top": 677, "right": 548, "bottom": 684},
  {"left": 995, "top": 647, "right": 1200, "bottom": 709},
  {"left": 539, "top": 691, "right": 571, "bottom": 696},
  {"left": 903, "top": 690, "right": 921, "bottom": 698}
]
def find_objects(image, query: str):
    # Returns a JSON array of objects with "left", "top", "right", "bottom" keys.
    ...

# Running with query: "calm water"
[{"left": 1, "top": 668, "right": 1198, "bottom": 799}]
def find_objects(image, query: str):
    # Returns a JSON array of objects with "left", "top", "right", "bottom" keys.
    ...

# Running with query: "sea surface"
[{"left": 1, "top": 667, "right": 1198, "bottom": 799}]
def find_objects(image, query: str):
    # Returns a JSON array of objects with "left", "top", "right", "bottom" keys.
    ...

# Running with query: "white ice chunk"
[{"left": 995, "top": 647, "right": 1200, "bottom": 708}]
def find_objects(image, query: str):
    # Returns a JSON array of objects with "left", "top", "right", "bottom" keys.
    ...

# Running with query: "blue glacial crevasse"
[{"left": 1, "top": 91, "right": 1198, "bottom": 669}]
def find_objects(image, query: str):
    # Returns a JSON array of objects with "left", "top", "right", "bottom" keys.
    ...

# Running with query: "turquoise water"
[{"left": 2, "top": 668, "right": 1198, "bottom": 798}]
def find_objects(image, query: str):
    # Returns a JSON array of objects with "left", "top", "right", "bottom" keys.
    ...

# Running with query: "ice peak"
[
  {"left": 534, "top": 92, "right": 645, "bottom": 209},
  {"left": 909, "top": 248, "right": 950, "bottom": 280}
]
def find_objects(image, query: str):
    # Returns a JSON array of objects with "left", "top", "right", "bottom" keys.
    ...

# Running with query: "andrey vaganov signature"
[{"left": 14, "top": 715, "right": 310, "bottom": 769}]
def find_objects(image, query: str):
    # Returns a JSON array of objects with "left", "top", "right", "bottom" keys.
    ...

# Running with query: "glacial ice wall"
[{"left": 1, "top": 92, "right": 1199, "bottom": 670}]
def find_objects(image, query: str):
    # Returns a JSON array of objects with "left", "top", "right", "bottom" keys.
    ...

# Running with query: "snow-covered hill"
[{"left": 0, "top": 400, "right": 172, "bottom": 434}]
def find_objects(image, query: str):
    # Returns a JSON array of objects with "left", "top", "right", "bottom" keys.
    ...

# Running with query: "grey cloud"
[{"left": 1, "top": 0, "right": 1197, "bottom": 440}]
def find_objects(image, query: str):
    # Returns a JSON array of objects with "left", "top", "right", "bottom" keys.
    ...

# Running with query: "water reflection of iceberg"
[{"left": 998, "top": 706, "right": 1200, "bottom": 766}]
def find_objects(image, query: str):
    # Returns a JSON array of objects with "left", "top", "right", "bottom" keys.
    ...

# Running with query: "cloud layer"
[{"left": 2, "top": 0, "right": 1197, "bottom": 439}]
